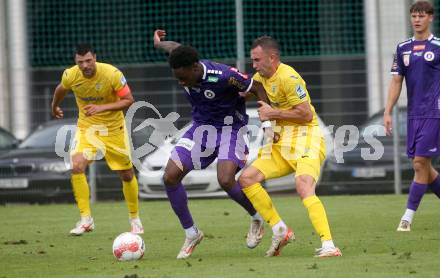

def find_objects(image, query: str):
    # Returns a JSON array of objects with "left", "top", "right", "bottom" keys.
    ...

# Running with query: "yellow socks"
[
  {"left": 71, "top": 173, "right": 91, "bottom": 217},
  {"left": 242, "top": 183, "right": 281, "bottom": 226},
  {"left": 122, "top": 175, "right": 139, "bottom": 219},
  {"left": 303, "top": 195, "right": 332, "bottom": 241}
]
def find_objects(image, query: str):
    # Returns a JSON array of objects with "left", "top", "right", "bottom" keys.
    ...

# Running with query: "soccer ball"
[{"left": 112, "top": 232, "right": 145, "bottom": 261}]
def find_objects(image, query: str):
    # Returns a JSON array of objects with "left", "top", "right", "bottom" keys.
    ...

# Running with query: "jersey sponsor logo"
[
  {"left": 176, "top": 138, "right": 194, "bottom": 151},
  {"left": 272, "top": 85, "right": 277, "bottom": 93},
  {"left": 207, "top": 69, "right": 223, "bottom": 75},
  {"left": 429, "top": 147, "right": 438, "bottom": 152},
  {"left": 424, "top": 51, "right": 435, "bottom": 61},
  {"left": 295, "top": 84, "right": 306, "bottom": 99},
  {"left": 120, "top": 76, "right": 127, "bottom": 86},
  {"left": 403, "top": 54, "right": 410, "bottom": 66},
  {"left": 290, "top": 75, "right": 298, "bottom": 79},
  {"left": 413, "top": 44, "right": 425, "bottom": 51},
  {"left": 207, "top": 76, "right": 219, "bottom": 83},
  {"left": 203, "top": 90, "right": 216, "bottom": 99},
  {"left": 413, "top": 51, "right": 423, "bottom": 56},
  {"left": 80, "top": 96, "right": 104, "bottom": 102},
  {"left": 228, "top": 77, "right": 247, "bottom": 91}
]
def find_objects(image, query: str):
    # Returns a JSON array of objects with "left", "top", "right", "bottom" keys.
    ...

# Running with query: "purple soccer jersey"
[
  {"left": 391, "top": 34, "right": 440, "bottom": 158},
  {"left": 391, "top": 34, "right": 440, "bottom": 119},
  {"left": 182, "top": 60, "right": 253, "bottom": 129},
  {"left": 171, "top": 122, "right": 249, "bottom": 170}
]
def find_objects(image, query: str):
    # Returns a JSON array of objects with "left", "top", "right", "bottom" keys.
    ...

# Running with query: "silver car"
[{"left": 138, "top": 108, "right": 333, "bottom": 199}]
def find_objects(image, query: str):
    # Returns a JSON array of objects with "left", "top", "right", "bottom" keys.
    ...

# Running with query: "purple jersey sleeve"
[
  {"left": 225, "top": 67, "right": 253, "bottom": 93},
  {"left": 390, "top": 46, "right": 404, "bottom": 75}
]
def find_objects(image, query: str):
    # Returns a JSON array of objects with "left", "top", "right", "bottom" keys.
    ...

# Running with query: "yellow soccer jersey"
[
  {"left": 61, "top": 62, "right": 127, "bottom": 133},
  {"left": 253, "top": 63, "right": 318, "bottom": 129}
]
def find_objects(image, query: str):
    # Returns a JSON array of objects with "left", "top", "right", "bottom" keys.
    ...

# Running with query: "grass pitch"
[{"left": 0, "top": 194, "right": 439, "bottom": 278}]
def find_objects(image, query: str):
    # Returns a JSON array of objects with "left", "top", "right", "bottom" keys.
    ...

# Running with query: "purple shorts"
[
  {"left": 407, "top": 118, "right": 440, "bottom": 158},
  {"left": 171, "top": 122, "right": 249, "bottom": 170}
]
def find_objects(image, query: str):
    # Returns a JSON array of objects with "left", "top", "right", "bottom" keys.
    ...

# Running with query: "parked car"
[
  {"left": 0, "top": 119, "right": 154, "bottom": 203},
  {"left": 138, "top": 108, "right": 333, "bottom": 199},
  {"left": 0, "top": 127, "right": 19, "bottom": 155},
  {"left": 319, "top": 107, "right": 440, "bottom": 194}
]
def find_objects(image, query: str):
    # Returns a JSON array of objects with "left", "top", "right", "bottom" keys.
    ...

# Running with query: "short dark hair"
[
  {"left": 168, "top": 45, "right": 200, "bottom": 69},
  {"left": 410, "top": 1, "right": 434, "bottom": 15},
  {"left": 75, "top": 43, "right": 95, "bottom": 56},
  {"left": 251, "top": 36, "right": 280, "bottom": 56}
]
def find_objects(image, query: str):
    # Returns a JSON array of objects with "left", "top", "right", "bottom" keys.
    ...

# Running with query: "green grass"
[{"left": 1, "top": 194, "right": 440, "bottom": 278}]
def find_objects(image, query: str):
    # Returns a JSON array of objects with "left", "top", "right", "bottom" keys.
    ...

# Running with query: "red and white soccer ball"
[{"left": 112, "top": 232, "right": 145, "bottom": 261}]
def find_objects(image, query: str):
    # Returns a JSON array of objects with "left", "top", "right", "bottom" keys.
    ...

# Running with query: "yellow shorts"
[
  {"left": 71, "top": 125, "right": 132, "bottom": 171},
  {"left": 252, "top": 125, "right": 326, "bottom": 183}
]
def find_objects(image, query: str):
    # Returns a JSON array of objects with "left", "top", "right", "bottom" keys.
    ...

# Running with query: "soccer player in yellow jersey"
[
  {"left": 239, "top": 36, "right": 341, "bottom": 257},
  {"left": 51, "top": 43, "right": 144, "bottom": 235}
]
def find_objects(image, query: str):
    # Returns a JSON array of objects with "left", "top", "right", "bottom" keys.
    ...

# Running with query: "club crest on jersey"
[
  {"left": 403, "top": 54, "right": 410, "bottom": 66},
  {"left": 204, "top": 90, "right": 216, "bottom": 99},
  {"left": 424, "top": 51, "right": 435, "bottom": 61},
  {"left": 95, "top": 82, "right": 102, "bottom": 91}
]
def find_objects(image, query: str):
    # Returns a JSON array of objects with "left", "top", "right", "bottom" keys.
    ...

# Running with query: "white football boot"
[
  {"left": 246, "top": 218, "right": 264, "bottom": 249},
  {"left": 177, "top": 229, "right": 204, "bottom": 259},
  {"left": 69, "top": 216, "right": 94, "bottom": 236},
  {"left": 265, "top": 227, "right": 295, "bottom": 257},
  {"left": 130, "top": 218, "right": 144, "bottom": 234},
  {"left": 397, "top": 220, "right": 411, "bottom": 232}
]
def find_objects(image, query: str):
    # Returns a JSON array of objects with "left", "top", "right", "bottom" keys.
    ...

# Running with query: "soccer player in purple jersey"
[
  {"left": 384, "top": 1, "right": 440, "bottom": 232},
  {"left": 153, "top": 30, "right": 273, "bottom": 258}
]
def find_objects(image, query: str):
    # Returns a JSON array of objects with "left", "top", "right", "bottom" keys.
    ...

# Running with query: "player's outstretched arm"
[
  {"left": 51, "top": 83, "right": 68, "bottom": 119},
  {"left": 153, "top": 29, "right": 181, "bottom": 54}
]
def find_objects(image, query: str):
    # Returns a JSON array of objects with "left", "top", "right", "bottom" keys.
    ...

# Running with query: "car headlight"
[{"left": 40, "top": 162, "right": 71, "bottom": 173}]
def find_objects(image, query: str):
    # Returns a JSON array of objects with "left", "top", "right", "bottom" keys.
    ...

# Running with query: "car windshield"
[
  {"left": 19, "top": 123, "right": 70, "bottom": 149},
  {"left": 0, "top": 129, "right": 16, "bottom": 149}
]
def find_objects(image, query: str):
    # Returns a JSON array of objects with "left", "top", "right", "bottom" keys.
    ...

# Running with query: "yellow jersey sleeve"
[
  {"left": 110, "top": 68, "right": 127, "bottom": 92},
  {"left": 282, "top": 74, "right": 309, "bottom": 107},
  {"left": 61, "top": 68, "right": 73, "bottom": 90}
]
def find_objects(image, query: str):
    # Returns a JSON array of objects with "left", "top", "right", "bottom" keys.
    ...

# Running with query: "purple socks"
[
  {"left": 429, "top": 175, "right": 440, "bottom": 198},
  {"left": 407, "top": 181, "right": 428, "bottom": 211},
  {"left": 226, "top": 181, "right": 257, "bottom": 216},
  {"left": 165, "top": 182, "right": 194, "bottom": 229}
]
